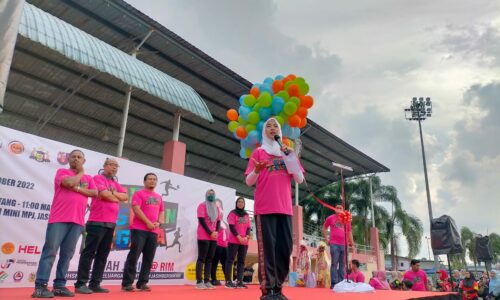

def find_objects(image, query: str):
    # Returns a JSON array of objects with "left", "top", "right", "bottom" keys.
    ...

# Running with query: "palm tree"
[
  {"left": 460, "top": 227, "right": 478, "bottom": 270},
  {"left": 300, "top": 176, "right": 423, "bottom": 271}
]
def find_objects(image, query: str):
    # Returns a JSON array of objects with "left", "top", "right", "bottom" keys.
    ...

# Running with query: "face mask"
[{"left": 207, "top": 195, "right": 215, "bottom": 202}]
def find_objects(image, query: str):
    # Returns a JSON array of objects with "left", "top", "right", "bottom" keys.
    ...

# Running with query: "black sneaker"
[
  {"left": 75, "top": 285, "right": 93, "bottom": 294},
  {"left": 225, "top": 281, "right": 237, "bottom": 289},
  {"left": 52, "top": 287, "right": 75, "bottom": 297},
  {"left": 260, "top": 290, "right": 278, "bottom": 300},
  {"left": 136, "top": 284, "right": 151, "bottom": 292},
  {"left": 89, "top": 285, "right": 109, "bottom": 293},
  {"left": 211, "top": 280, "right": 222, "bottom": 286},
  {"left": 121, "top": 285, "right": 135, "bottom": 292},
  {"left": 31, "top": 284, "right": 54, "bottom": 298},
  {"left": 275, "top": 288, "right": 289, "bottom": 300},
  {"left": 236, "top": 281, "right": 248, "bottom": 289}
]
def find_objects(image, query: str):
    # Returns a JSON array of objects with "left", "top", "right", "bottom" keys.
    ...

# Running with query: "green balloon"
[
  {"left": 245, "top": 148, "right": 252, "bottom": 157},
  {"left": 295, "top": 77, "right": 306, "bottom": 83},
  {"left": 297, "top": 82, "right": 309, "bottom": 95},
  {"left": 246, "top": 124, "right": 256, "bottom": 132},
  {"left": 279, "top": 112, "right": 289, "bottom": 122},
  {"left": 289, "top": 96, "right": 300, "bottom": 107},
  {"left": 283, "top": 102, "right": 297, "bottom": 116},
  {"left": 244, "top": 95, "right": 257, "bottom": 107},
  {"left": 238, "top": 116, "right": 248, "bottom": 126},
  {"left": 258, "top": 92, "right": 272, "bottom": 107},
  {"left": 228, "top": 121, "right": 239, "bottom": 132},
  {"left": 247, "top": 111, "right": 260, "bottom": 125},
  {"left": 284, "top": 81, "right": 294, "bottom": 90},
  {"left": 276, "top": 90, "right": 290, "bottom": 102},
  {"left": 274, "top": 116, "right": 285, "bottom": 126},
  {"left": 253, "top": 103, "right": 262, "bottom": 112}
]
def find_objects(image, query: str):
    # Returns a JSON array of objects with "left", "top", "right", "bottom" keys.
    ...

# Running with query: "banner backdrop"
[{"left": 0, "top": 126, "right": 236, "bottom": 287}]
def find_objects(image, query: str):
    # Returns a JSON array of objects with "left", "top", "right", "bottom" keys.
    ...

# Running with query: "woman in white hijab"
[{"left": 245, "top": 117, "right": 305, "bottom": 300}]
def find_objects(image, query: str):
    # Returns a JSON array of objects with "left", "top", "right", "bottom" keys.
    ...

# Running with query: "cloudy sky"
[{"left": 127, "top": 0, "right": 500, "bottom": 259}]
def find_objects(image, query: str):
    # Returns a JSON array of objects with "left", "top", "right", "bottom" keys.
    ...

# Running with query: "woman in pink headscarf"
[
  {"left": 369, "top": 271, "right": 391, "bottom": 290},
  {"left": 436, "top": 269, "right": 452, "bottom": 292}
]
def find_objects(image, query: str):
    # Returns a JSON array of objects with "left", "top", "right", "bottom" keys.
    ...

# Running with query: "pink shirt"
[
  {"left": 245, "top": 148, "right": 303, "bottom": 215},
  {"left": 48, "top": 168, "right": 96, "bottom": 226},
  {"left": 197, "top": 202, "right": 221, "bottom": 241},
  {"left": 348, "top": 270, "right": 365, "bottom": 283},
  {"left": 130, "top": 189, "right": 164, "bottom": 235},
  {"left": 217, "top": 225, "right": 228, "bottom": 248},
  {"left": 403, "top": 270, "right": 428, "bottom": 291},
  {"left": 87, "top": 174, "right": 126, "bottom": 223},
  {"left": 323, "top": 214, "right": 352, "bottom": 245},
  {"left": 227, "top": 211, "right": 251, "bottom": 245}
]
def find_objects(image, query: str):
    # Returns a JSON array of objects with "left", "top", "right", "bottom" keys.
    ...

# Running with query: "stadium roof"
[{"left": 1, "top": 0, "right": 389, "bottom": 199}]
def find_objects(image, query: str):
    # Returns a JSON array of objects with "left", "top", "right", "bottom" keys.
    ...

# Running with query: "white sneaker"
[
  {"left": 195, "top": 282, "right": 206, "bottom": 289},
  {"left": 204, "top": 282, "right": 215, "bottom": 289}
]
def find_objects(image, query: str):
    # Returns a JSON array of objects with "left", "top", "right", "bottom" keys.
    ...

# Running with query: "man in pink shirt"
[
  {"left": 348, "top": 259, "right": 365, "bottom": 283},
  {"left": 32, "top": 149, "right": 97, "bottom": 298},
  {"left": 75, "top": 158, "right": 128, "bottom": 294},
  {"left": 322, "top": 204, "right": 355, "bottom": 288},
  {"left": 121, "top": 173, "right": 164, "bottom": 292},
  {"left": 403, "top": 259, "right": 428, "bottom": 291}
]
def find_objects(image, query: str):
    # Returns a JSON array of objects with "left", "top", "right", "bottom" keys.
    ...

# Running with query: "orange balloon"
[
  {"left": 300, "top": 95, "right": 314, "bottom": 108},
  {"left": 296, "top": 107, "right": 308, "bottom": 119},
  {"left": 282, "top": 77, "right": 290, "bottom": 86},
  {"left": 226, "top": 108, "right": 238, "bottom": 121},
  {"left": 235, "top": 126, "right": 248, "bottom": 139},
  {"left": 272, "top": 80, "right": 284, "bottom": 93},
  {"left": 288, "top": 115, "right": 301, "bottom": 127},
  {"left": 287, "top": 74, "right": 297, "bottom": 80},
  {"left": 299, "top": 117, "right": 308, "bottom": 128},
  {"left": 282, "top": 137, "right": 291, "bottom": 147},
  {"left": 250, "top": 86, "right": 260, "bottom": 98},
  {"left": 287, "top": 84, "right": 301, "bottom": 97}
]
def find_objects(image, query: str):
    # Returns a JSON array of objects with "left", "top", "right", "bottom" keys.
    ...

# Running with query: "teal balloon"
[
  {"left": 247, "top": 130, "right": 260, "bottom": 145},
  {"left": 259, "top": 92, "right": 272, "bottom": 107},
  {"left": 257, "top": 121, "right": 264, "bottom": 133},
  {"left": 283, "top": 102, "right": 297, "bottom": 116},
  {"left": 264, "top": 77, "right": 274, "bottom": 85},
  {"left": 271, "top": 97, "right": 285, "bottom": 115},
  {"left": 259, "top": 107, "right": 272, "bottom": 120},
  {"left": 239, "top": 95, "right": 246, "bottom": 106},
  {"left": 260, "top": 84, "right": 273, "bottom": 95},
  {"left": 228, "top": 121, "right": 239, "bottom": 132},
  {"left": 239, "top": 148, "right": 248, "bottom": 159},
  {"left": 247, "top": 111, "right": 260, "bottom": 124},
  {"left": 244, "top": 95, "right": 257, "bottom": 107},
  {"left": 238, "top": 106, "right": 251, "bottom": 119},
  {"left": 289, "top": 127, "right": 301, "bottom": 139},
  {"left": 282, "top": 124, "right": 292, "bottom": 137},
  {"left": 275, "top": 74, "right": 285, "bottom": 80}
]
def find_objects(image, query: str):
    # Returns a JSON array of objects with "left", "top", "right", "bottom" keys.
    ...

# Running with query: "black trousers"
[
  {"left": 210, "top": 245, "right": 227, "bottom": 281},
  {"left": 121, "top": 230, "right": 158, "bottom": 287},
  {"left": 255, "top": 214, "right": 293, "bottom": 294},
  {"left": 75, "top": 225, "right": 114, "bottom": 287},
  {"left": 195, "top": 240, "right": 217, "bottom": 283},
  {"left": 225, "top": 243, "right": 248, "bottom": 283}
]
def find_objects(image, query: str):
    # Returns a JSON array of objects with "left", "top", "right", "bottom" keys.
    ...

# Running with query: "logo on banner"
[
  {"left": 111, "top": 185, "right": 178, "bottom": 251},
  {"left": 16, "top": 259, "right": 38, "bottom": 267},
  {"left": 1, "top": 259, "right": 15, "bottom": 269},
  {"left": 1, "top": 242, "right": 15, "bottom": 255},
  {"left": 29, "top": 147, "right": 50, "bottom": 163},
  {"left": 18, "top": 245, "right": 41, "bottom": 254},
  {"left": 13, "top": 271, "right": 23, "bottom": 282},
  {"left": 160, "top": 180, "right": 180, "bottom": 197},
  {"left": 7, "top": 141, "right": 24, "bottom": 154},
  {"left": 57, "top": 152, "right": 69, "bottom": 165},
  {"left": 0, "top": 271, "right": 8, "bottom": 282},
  {"left": 28, "top": 272, "right": 36, "bottom": 283}
]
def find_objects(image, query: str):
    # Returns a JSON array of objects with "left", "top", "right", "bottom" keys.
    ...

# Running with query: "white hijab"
[{"left": 260, "top": 118, "right": 283, "bottom": 157}]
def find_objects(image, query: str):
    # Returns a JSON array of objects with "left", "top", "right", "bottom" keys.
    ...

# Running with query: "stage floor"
[{"left": 0, "top": 285, "right": 459, "bottom": 300}]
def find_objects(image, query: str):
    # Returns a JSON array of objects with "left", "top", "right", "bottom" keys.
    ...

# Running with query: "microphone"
[{"left": 274, "top": 135, "right": 289, "bottom": 156}]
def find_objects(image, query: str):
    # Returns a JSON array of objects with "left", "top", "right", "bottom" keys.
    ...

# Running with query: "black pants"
[
  {"left": 210, "top": 245, "right": 227, "bottom": 281},
  {"left": 225, "top": 243, "right": 248, "bottom": 282},
  {"left": 75, "top": 225, "right": 114, "bottom": 287},
  {"left": 255, "top": 214, "right": 293, "bottom": 295},
  {"left": 196, "top": 240, "right": 217, "bottom": 283},
  {"left": 122, "top": 230, "right": 158, "bottom": 287}
]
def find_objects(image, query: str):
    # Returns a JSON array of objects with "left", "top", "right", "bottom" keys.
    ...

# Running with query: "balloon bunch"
[
  {"left": 338, "top": 211, "right": 352, "bottom": 225},
  {"left": 226, "top": 74, "right": 315, "bottom": 159}
]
